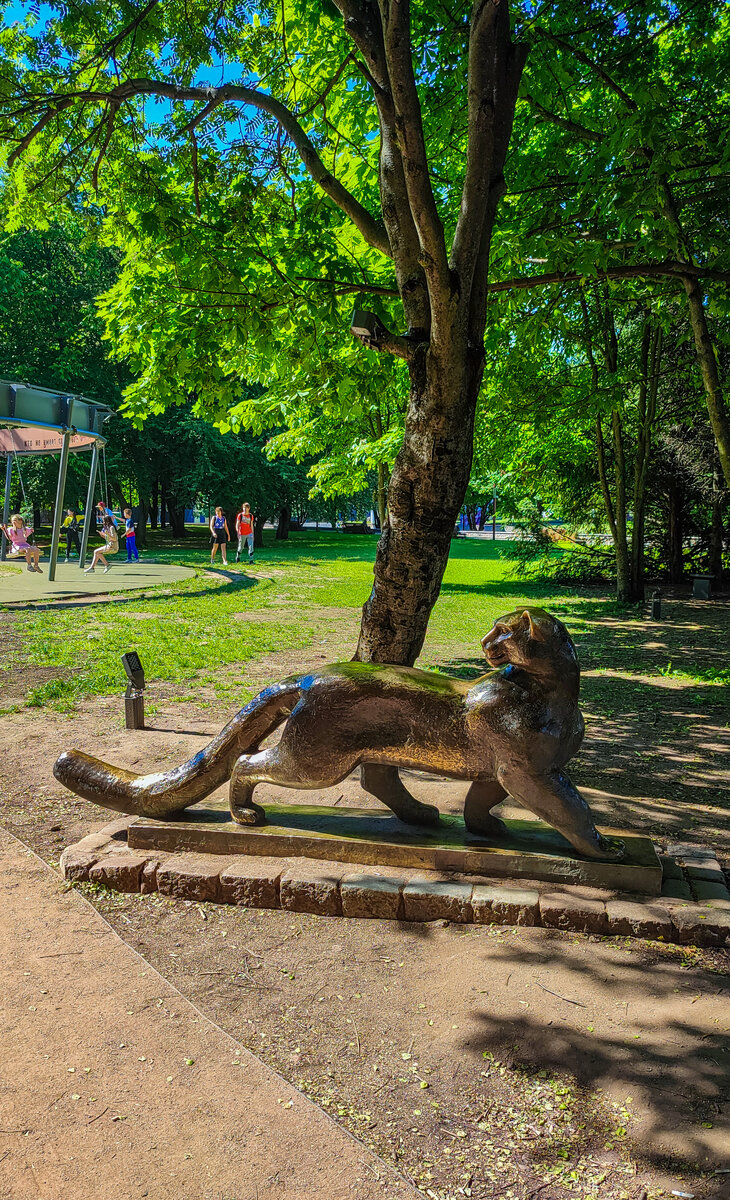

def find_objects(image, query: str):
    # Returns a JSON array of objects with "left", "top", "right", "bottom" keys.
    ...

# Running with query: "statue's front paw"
[
  {"left": 231, "top": 802, "right": 266, "bottom": 827},
  {"left": 597, "top": 834, "right": 625, "bottom": 862}
]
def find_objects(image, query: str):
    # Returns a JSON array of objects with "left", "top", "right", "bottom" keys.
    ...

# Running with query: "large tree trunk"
[{"left": 356, "top": 347, "right": 481, "bottom": 666}]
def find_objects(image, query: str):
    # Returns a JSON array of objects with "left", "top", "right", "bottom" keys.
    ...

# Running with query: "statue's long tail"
[{"left": 53, "top": 680, "right": 301, "bottom": 818}]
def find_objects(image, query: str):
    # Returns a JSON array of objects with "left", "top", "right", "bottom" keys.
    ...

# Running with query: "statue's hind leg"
[
  {"left": 497, "top": 764, "right": 624, "bottom": 861},
  {"left": 360, "top": 764, "right": 441, "bottom": 827},
  {"left": 463, "top": 779, "right": 508, "bottom": 838},
  {"left": 229, "top": 750, "right": 269, "bottom": 825},
  {"left": 230, "top": 746, "right": 362, "bottom": 826}
]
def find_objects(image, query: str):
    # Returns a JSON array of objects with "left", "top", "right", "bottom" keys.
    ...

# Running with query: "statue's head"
[{"left": 481, "top": 607, "right": 579, "bottom": 689}]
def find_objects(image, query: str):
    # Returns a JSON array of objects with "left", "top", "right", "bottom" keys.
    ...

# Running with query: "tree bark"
[
  {"left": 149, "top": 481, "right": 158, "bottom": 529},
  {"left": 376, "top": 461, "right": 388, "bottom": 532},
  {"left": 668, "top": 478, "right": 684, "bottom": 583},
  {"left": 682, "top": 275, "right": 730, "bottom": 489},
  {"left": 167, "top": 504, "right": 186, "bottom": 537},
  {"left": 709, "top": 459, "right": 724, "bottom": 581},
  {"left": 136, "top": 498, "right": 149, "bottom": 548},
  {"left": 356, "top": 345, "right": 482, "bottom": 665},
  {"left": 630, "top": 323, "right": 661, "bottom": 602},
  {"left": 275, "top": 506, "right": 290, "bottom": 540},
  {"left": 253, "top": 510, "right": 267, "bottom": 550}
]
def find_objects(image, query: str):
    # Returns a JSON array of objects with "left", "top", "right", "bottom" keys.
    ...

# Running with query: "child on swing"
[
  {"left": 1, "top": 514, "right": 42, "bottom": 572},
  {"left": 84, "top": 515, "right": 118, "bottom": 573}
]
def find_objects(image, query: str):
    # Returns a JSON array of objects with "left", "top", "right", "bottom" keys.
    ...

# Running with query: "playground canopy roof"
[{"left": 0, "top": 379, "right": 112, "bottom": 455}]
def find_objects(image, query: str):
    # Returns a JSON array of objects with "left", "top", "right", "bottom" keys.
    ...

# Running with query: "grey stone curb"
[{"left": 59, "top": 823, "right": 730, "bottom": 949}]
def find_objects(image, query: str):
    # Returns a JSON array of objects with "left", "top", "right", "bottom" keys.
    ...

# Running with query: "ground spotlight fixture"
[{"left": 121, "top": 650, "right": 146, "bottom": 729}]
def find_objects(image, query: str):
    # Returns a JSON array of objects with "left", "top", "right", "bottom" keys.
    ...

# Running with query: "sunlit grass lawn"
[
  {"left": 5, "top": 527, "right": 727, "bottom": 710},
  {"left": 6, "top": 529, "right": 546, "bottom": 708}
]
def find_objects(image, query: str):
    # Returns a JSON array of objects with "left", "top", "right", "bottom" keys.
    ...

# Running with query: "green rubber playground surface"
[{"left": 0, "top": 559, "right": 195, "bottom": 605}]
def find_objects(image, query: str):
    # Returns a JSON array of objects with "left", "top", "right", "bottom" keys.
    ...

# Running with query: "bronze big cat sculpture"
[{"left": 54, "top": 607, "right": 624, "bottom": 862}]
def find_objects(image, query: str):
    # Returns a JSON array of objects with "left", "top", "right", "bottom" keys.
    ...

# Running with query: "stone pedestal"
[{"left": 127, "top": 799, "right": 662, "bottom": 896}]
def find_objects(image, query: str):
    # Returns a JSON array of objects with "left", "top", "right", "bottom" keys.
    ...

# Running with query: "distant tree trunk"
[
  {"left": 167, "top": 504, "right": 186, "bottom": 537},
  {"left": 709, "top": 459, "right": 724, "bottom": 581},
  {"left": 376, "top": 462, "right": 388, "bottom": 531},
  {"left": 33, "top": 506, "right": 41, "bottom": 529},
  {"left": 477, "top": 505, "right": 487, "bottom": 531},
  {"left": 149, "top": 481, "right": 158, "bottom": 530},
  {"left": 160, "top": 484, "right": 167, "bottom": 529},
  {"left": 630, "top": 322, "right": 662, "bottom": 601},
  {"left": 668, "top": 478, "right": 684, "bottom": 583},
  {"left": 109, "top": 476, "right": 130, "bottom": 513},
  {"left": 253, "top": 511, "right": 267, "bottom": 549},
  {"left": 276, "top": 506, "right": 290, "bottom": 540},
  {"left": 136, "top": 499, "right": 149, "bottom": 548}
]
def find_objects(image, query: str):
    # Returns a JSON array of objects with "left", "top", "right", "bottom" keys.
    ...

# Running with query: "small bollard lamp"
[
  {"left": 122, "top": 651, "right": 145, "bottom": 730},
  {"left": 651, "top": 588, "right": 662, "bottom": 620}
]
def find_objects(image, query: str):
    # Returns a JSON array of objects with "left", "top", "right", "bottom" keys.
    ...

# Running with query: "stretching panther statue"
[{"left": 54, "top": 607, "right": 624, "bottom": 862}]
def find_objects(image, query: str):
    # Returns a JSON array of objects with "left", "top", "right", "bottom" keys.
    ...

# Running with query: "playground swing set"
[{"left": 1, "top": 380, "right": 113, "bottom": 582}]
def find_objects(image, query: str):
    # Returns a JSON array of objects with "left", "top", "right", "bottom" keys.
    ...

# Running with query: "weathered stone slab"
[
  {"left": 402, "top": 877, "right": 472, "bottom": 923},
  {"left": 661, "top": 877, "right": 692, "bottom": 901},
  {"left": 157, "top": 854, "right": 225, "bottom": 902},
  {"left": 280, "top": 860, "right": 344, "bottom": 916},
  {"left": 659, "top": 854, "right": 684, "bottom": 881},
  {"left": 663, "top": 903, "right": 730, "bottom": 947},
  {"left": 128, "top": 799, "right": 662, "bottom": 895},
  {"left": 219, "top": 858, "right": 283, "bottom": 909},
  {"left": 140, "top": 857, "right": 163, "bottom": 894},
  {"left": 606, "top": 899, "right": 672, "bottom": 940},
  {"left": 99, "top": 815, "right": 135, "bottom": 842},
  {"left": 341, "top": 872, "right": 405, "bottom": 920},
  {"left": 60, "top": 832, "right": 113, "bottom": 881},
  {"left": 691, "top": 880, "right": 730, "bottom": 904},
  {"left": 540, "top": 892, "right": 607, "bottom": 935},
  {"left": 471, "top": 885, "right": 539, "bottom": 926},
  {"left": 89, "top": 854, "right": 147, "bottom": 893}
]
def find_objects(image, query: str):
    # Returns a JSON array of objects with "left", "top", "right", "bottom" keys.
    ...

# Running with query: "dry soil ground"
[{"left": 0, "top": 596, "right": 728, "bottom": 1200}]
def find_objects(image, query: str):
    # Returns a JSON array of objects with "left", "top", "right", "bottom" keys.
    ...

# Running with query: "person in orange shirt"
[{"left": 235, "top": 503, "right": 255, "bottom": 564}]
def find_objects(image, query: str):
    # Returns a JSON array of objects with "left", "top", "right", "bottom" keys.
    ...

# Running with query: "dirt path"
[
  {"left": 0, "top": 829, "right": 417, "bottom": 1200},
  {"left": 0, "top": 598, "right": 728, "bottom": 1198}
]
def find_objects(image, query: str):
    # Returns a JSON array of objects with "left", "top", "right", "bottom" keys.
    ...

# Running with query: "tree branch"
[
  {"left": 522, "top": 93, "right": 605, "bottom": 143},
  {"left": 484, "top": 260, "right": 730, "bottom": 292},
  {"left": 8, "top": 77, "right": 392, "bottom": 258},
  {"left": 331, "top": 0, "right": 431, "bottom": 335},
  {"left": 378, "top": 0, "right": 449, "bottom": 292},
  {"left": 457, "top": 0, "right": 527, "bottom": 334},
  {"left": 533, "top": 28, "right": 637, "bottom": 110}
]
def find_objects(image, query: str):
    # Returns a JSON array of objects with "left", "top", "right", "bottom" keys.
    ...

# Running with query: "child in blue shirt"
[{"left": 124, "top": 508, "right": 139, "bottom": 562}]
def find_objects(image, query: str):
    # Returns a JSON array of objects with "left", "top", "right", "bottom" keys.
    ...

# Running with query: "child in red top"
[{"left": 235, "top": 503, "right": 255, "bottom": 564}]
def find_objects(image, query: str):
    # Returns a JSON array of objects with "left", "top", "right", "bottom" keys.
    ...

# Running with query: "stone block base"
[{"left": 60, "top": 822, "right": 729, "bottom": 950}]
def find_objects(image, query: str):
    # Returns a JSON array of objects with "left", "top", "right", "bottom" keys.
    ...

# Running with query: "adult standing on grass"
[
  {"left": 62, "top": 509, "right": 81, "bottom": 561},
  {"left": 209, "top": 506, "right": 230, "bottom": 567},
  {"left": 84, "top": 515, "right": 118, "bottom": 574},
  {"left": 235, "top": 502, "right": 255, "bottom": 565},
  {"left": 1, "top": 514, "right": 42, "bottom": 572}
]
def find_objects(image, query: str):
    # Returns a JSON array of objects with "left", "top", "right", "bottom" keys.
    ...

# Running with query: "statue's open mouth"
[{"left": 484, "top": 648, "right": 507, "bottom": 667}]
